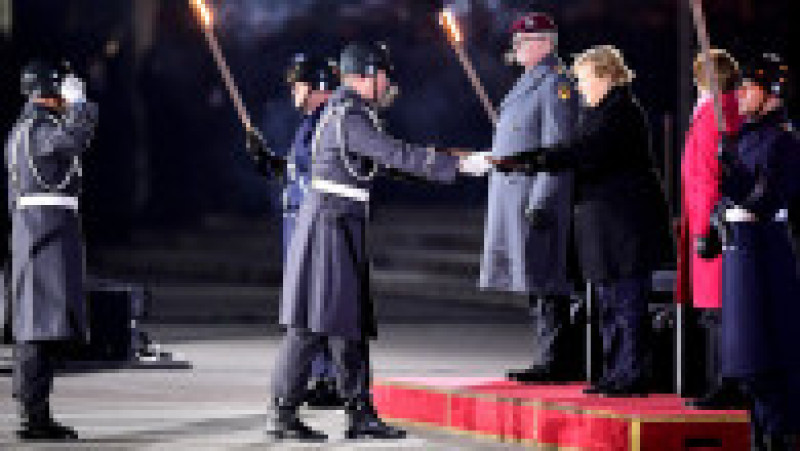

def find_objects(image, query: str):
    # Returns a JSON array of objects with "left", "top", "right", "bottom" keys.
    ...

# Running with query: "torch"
[
  {"left": 439, "top": 9, "right": 498, "bottom": 125},
  {"left": 189, "top": 0, "right": 254, "bottom": 132}
]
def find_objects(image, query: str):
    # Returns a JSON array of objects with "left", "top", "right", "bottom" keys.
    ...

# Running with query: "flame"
[
  {"left": 192, "top": 0, "right": 213, "bottom": 27},
  {"left": 439, "top": 9, "right": 462, "bottom": 43}
]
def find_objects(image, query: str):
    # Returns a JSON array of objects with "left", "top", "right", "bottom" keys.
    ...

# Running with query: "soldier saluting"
[
  {"left": 269, "top": 42, "right": 462, "bottom": 441},
  {"left": 4, "top": 60, "right": 98, "bottom": 440}
]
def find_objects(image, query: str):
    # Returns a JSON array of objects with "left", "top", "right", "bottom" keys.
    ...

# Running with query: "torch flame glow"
[
  {"left": 439, "top": 9, "right": 463, "bottom": 43},
  {"left": 192, "top": 0, "right": 213, "bottom": 27}
]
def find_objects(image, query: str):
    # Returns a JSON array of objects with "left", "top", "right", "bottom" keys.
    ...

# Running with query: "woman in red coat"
[{"left": 679, "top": 49, "right": 742, "bottom": 408}]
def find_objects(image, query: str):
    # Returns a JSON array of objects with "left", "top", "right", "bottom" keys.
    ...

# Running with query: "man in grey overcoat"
[
  {"left": 5, "top": 60, "right": 98, "bottom": 440},
  {"left": 461, "top": 12, "right": 582, "bottom": 382},
  {"left": 269, "top": 42, "right": 463, "bottom": 441}
]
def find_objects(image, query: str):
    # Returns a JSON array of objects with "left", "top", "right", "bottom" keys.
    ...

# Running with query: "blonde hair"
[
  {"left": 572, "top": 45, "right": 635, "bottom": 86},
  {"left": 693, "top": 49, "right": 740, "bottom": 92}
]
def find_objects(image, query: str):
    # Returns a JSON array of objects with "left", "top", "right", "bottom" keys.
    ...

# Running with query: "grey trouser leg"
[
  {"left": 271, "top": 328, "right": 370, "bottom": 406},
  {"left": 13, "top": 342, "right": 56, "bottom": 422}
]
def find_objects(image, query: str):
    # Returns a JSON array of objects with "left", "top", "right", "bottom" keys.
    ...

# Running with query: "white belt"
[
  {"left": 724, "top": 206, "right": 787, "bottom": 223},
  {"left": 311, "top": 179, "right": 369, "bottom": 202},
  {"left": 17, "top": 194, "right": 79, "bottom": 210}
]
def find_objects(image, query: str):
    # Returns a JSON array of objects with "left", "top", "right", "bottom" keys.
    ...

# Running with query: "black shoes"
[
  {"left": 686, "top": 383, "right": 749, "bottom": 410},
  {"left": 267, "top": 402, "right": 327, "bottom": 442},
  {"left": 345, "top": 400, "right": 407, "bottom": 440},
  {"left": 583, "top": 380, "right": 650, "bottom": 397},
  {"left": 16, "top": 419, "right": 78, "bottom": 441},
  {"left": 507, "top": 366, "right": 575, "bottom": 383},
  {"left": 304, "top": 379, "right": 344, "bottom": 409}
]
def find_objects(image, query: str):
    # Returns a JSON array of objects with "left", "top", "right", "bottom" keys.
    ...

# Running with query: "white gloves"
[
  {"left": 459, "top": 151, "right": 492, "bottom": 176},
  {"left": 60, "top": 75, "right": 86, "bottom": 104}
]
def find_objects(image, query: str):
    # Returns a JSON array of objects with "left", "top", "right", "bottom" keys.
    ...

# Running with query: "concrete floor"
[{"left": 0, "top": 316, "right": 538, "bottom": 449}]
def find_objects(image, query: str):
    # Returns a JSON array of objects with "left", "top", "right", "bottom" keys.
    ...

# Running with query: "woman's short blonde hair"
[
  {"left": 693, "top": 49, "right": 740, "bottom": 92},
  {"left": 572, "top": 45, "right": 635, "bottom": 86}
]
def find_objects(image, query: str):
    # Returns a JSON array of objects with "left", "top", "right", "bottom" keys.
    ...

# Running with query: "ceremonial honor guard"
[
  {"left": 278, "top": 53, "right": 342, "bottom": 408},
  {"left": 269, "top": 42, "right": 461, "bottom": 441},
  {"left": 4, "top": 60, "right": 98, "bottom": 440},
  {"left": 461, "top": 12, "right": 582, "bottom": 383},
  {"left": 712, "top": 53, "right": 800, "bottom": 449}
]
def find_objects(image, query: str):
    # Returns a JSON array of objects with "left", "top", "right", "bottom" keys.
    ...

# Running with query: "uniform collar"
[{"left": 501, "top": 53, "right": 562, "bottom": 110}]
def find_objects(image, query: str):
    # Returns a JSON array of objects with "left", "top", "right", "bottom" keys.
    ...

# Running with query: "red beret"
[{"left": 511, "top": 12, "right": 557, "bottom": 34}]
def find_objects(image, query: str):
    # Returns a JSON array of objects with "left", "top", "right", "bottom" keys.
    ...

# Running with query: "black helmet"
[
  {"left": 740, "top": 52, "right": 790, "bottom": 98},
  {"left": 338, "top": 42, "right": 394, "bottom": 78},
  {"left": 21, "top": 59, "right": 67, "bottom": 98},
  {"left": 286, "top": 53, "right": 340, "bottom": 91}
]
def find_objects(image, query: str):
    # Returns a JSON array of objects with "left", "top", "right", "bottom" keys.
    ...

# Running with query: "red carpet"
[{"left": 373, "top": 378, "right": 750, "bottom": 450}]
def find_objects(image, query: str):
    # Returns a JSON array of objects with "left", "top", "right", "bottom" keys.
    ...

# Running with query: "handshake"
[{"left": 438, "top": 148, "right": 544, "bottom": 176}]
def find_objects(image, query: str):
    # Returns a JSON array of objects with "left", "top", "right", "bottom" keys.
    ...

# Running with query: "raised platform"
[{"left": 373, "top": 378, "right": 750, "bottom": 450}]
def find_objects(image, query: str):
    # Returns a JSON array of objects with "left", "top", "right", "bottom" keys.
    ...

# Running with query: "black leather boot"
[
  {"left": 686, "top": 380, "right": 749, "bottom": 410},
  {"left": 16, "top": 405, "right": 78, "bottom": 441},
  {"left": 266, "top": 399, "right": 326, "bottom": 441},
  {"left": 345, "top": 399, "right": 406, "bottom": 440}
]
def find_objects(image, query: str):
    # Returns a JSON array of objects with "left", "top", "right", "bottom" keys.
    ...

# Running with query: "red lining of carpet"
[{"left": 373, "top": 377, "right": 750, "bottom": 450}]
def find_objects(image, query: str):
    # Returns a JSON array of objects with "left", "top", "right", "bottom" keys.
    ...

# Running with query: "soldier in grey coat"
[
  {"left": 269, "top": 42, "right": 462, "bottom": 441},
  {"left": 461, "top": 12, "right": 582, "bottom": 382},
  {"left": 5, "top": 60, "right": 98, "bottom": 441}
]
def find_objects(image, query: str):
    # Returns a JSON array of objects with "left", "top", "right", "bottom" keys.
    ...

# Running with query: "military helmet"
[
  {"left": 21, "top": 59, "right": 69, "bottom": 98},
  {"left": 740, "top": 52, "right": 790, "bottom": 98},
  {"left": 286, "top": 53, "right": 340, "bottom": 91},
  {"left": 338, "top": 42, "right": 394, "bottom": 78}
]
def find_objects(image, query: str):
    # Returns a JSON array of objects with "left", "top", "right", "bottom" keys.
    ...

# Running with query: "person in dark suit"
[{"left": 491, "top": 45, "right": 674, "bottom": 396}]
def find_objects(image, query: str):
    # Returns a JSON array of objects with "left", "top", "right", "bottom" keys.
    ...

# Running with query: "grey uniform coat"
[
  {"left": 5, "top": 101, "right": 98, "bottom": 343},
  {"left": 480, "top": 54, "right": 579, "bottom": 295},
  {"left": 280, "top": 87, "right": 458, "bottom": 340}
]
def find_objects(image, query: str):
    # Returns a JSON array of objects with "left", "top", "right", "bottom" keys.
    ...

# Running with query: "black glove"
[
  {"left": 524, "top": 207, "right": 551, "bottom": 230},
  {"left": 246, "top": 128, "right": 286, "bottom": 180},
  {"left": 695, "top": 230, "right": 722, "bottom": 260},
  {"left": 494, "top": 150, "right": 544, "bottom": 174}
]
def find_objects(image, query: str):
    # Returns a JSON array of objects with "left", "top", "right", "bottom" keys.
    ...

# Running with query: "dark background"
[{"left": 1, "top": 0, "right": 795, "bottom": 248}]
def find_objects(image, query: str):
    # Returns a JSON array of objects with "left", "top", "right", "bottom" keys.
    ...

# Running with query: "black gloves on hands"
[
  {"left": 493, "top": 149, "right": 545, "bottom": 174},
  {"left": 246, "top": 128, "right": 286, "bottom": 180},
  {"left": 695, "top": 231, "right": 723, "bottom": 260}
]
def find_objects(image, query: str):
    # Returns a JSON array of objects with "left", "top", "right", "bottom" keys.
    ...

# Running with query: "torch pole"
[
  {"left": 452, "top": 43, "right": 498, "bottom": 124},
  {"left": 200, "top": 25, "right": 253, "bottom": 131}
]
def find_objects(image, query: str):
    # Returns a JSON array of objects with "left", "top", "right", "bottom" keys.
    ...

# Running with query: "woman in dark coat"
[{"left": 492, "top": 45, "right": 674, "bottom": 395}]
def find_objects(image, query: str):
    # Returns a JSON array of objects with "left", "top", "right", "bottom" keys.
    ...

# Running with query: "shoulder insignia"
[{"left": 557, "top": 83, "right": 571, "bottom": 100}]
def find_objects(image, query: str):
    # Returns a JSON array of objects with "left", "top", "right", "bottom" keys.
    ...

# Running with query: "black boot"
[
  {"left": 267, "top": 399, "right": 326, "bottom": 441},
  {"left": 345, "top": 399, "right": 406, "bottom": 440},
  {"left": 507, "top": 365, "right": 566, "bottom": 383},
  {"left": 686, "top": 381, "right": 749, "bottom": 410},
  {"left": 304, "top": 379, "right": 344, "bottom": 409},
  {"left": 16, "top": 407, "right": 78, "bottom": 441}
]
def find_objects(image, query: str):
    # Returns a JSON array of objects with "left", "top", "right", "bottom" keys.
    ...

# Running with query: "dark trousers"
[
  {"left": 745, "top": 372, "right": 800, "bottom": 438},
  {"left": 528, "top": 295, "right": 578, "bottom": 374},
  {"left": 271, "top": 327, "right": 370, "bottom": 407},
  {"left": 13, "top": 342, "right": 60, "bottom": 422},
  {"left": 697, "top": 308, "right": 723, "bottom": 392},
  {"left": 595, "top": 277, "right": 648, "bottom": 387}
]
